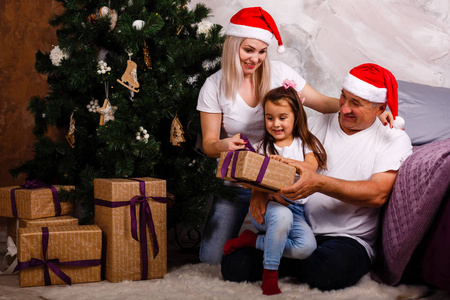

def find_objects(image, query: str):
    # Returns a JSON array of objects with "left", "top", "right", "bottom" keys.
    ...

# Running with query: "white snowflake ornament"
[{"left": 50, "top": 45, "right": 69, "bottom": 66}]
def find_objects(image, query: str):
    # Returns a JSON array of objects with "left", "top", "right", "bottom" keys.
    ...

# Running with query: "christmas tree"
[{"left": 10, "top": 0, "right": 230, "bottom": 230}]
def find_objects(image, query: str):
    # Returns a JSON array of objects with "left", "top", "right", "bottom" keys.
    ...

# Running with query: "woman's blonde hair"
[{"left": 220, "top": 36, "right": 271, "bottom": 103}]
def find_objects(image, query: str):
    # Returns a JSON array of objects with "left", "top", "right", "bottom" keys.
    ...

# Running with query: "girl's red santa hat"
[
  {"left": 226, "top": 7, "right": 285, "bottom": 54},
  {"left": 342, "top": 63, "right": 405, "bottom": 129}
]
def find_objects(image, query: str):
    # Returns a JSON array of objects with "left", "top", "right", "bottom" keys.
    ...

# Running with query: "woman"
[{"left": 196, "top": 7, "right": 388, "bottom": 264}]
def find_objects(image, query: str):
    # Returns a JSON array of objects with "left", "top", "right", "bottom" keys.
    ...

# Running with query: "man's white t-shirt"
[
  {"left": 196, "top": 61, "right": 306, "bottom": 146},
  {"left": 306, "top": 113, "right": 412, "bottom": 260}
]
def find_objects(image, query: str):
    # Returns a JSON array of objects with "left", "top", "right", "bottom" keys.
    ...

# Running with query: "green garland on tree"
[{"left": 10, "top": 0, "right": 232, "bottom": 229}]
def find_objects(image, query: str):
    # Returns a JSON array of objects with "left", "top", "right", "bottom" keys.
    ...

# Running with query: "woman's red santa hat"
[
  {"left": 342, "top": 63, "right": 405, "bottom": 129},
  {"left": 226, "top": 7, "right": 285, "bottom": 54}
]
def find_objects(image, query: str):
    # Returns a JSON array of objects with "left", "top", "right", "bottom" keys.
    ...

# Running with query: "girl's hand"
[
  {"left": 270, "top": 155, "right": 297, "bottom": 166},
  {"left": 379, "top": 111, "right": 394, "bottom": 128},
  {"left": 270, "top": 155, "right": 306, "bottom": 174},
  {"left": 250, "top": 190, "right": 269, "bottom": 225}
]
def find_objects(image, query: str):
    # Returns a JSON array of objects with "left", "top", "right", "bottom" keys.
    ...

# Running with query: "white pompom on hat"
[
  {"left": 226, "top": 7, "right": 285, "bottom": 54},
  {"left": 342, "top": 63, "right": 405, "bottom": 129}
]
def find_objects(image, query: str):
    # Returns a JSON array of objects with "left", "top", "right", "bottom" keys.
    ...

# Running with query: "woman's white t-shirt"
[{"left": 196, "top": 61, "right": 306, "bottom": 146}]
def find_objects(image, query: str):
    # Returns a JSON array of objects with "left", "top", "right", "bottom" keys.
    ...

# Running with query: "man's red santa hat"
[
  {"left": 342, "top": 63, "right": 405, "bottom": 129},
  {"left": 226, "top": 7, "right": 285, "bottom": 54}
]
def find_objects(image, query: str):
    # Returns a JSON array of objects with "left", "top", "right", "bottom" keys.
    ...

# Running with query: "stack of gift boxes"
[
  {"left": 0, "top": 177, "right": 167, "bottom": 287},
  {"left": 0, "top": 145, "right": 291, "bottom": 288}
]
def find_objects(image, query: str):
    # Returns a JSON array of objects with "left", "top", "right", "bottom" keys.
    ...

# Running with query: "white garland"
[
  {"left": 202, "top": 57, "right": 220, "bottom": 71},
  {"left": 195, "top": 20, "right": 213, "bottom": 37},
  {"left": 49, "top": 45, "right": 69, "bottom": 66}
]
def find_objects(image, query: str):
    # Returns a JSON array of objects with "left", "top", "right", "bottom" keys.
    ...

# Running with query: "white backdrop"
[{"left": 189, "top": 0, "right": 450, "bottom": 98}]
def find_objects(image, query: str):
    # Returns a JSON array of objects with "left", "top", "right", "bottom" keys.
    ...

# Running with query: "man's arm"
[{"left": 280, "top": 163, "right": 398, "bottom": 208}]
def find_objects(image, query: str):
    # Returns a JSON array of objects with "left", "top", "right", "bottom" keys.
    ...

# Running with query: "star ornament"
[{"left": 96, "top": 99, "right": 117, "bottom": 125}]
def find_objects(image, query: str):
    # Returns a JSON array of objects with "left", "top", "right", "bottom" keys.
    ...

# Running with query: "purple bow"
[
  {"left": 9, "top": 179, "right": 62, "bottom": 218},
  {"left": 220, "top": 134, "right": 273, "bottom": 191},
  {"left": 94, "top": 178, "right": 167, "bottom": 280},
  {"left": 13, "top": 227, "right": 101, "bottom": 286}
]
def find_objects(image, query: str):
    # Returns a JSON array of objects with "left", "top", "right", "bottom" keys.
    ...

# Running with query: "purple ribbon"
[
  {"left": 94, "top": 178, "right": 167, "bottom": 280},
  {"left": 220, "top": 134, "right": 274, "bottom": 192},
  {"left": 9, "top": 179, "right": 62, "bottom": 218},
  {"left": 13, "top": 227, "right": 101, "bottom": 286}
]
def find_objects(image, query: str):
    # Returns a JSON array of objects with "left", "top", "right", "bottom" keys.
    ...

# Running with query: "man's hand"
[
  {"left": 279, "top": 163, "right": 321, "bottom": 200},
  {"left": 250, "top": 190, "right": 269, "bottom": 224}
]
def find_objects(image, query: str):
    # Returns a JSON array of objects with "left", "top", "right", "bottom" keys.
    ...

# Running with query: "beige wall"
[{"left": 0, "top": 0, "right": 62, "bottom": 186}]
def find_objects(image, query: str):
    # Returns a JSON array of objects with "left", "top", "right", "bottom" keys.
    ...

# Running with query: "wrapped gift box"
[
  {"left": 216, "top": 150, "right": 296, "bottom": 192},
  {"left": 17, "top": 225, "right": 101, "bottom": 287},
  {"left": 94, "top": 177, "right": 167, "bottom": 282},
  {"left": 0, "top": 185, "right": 74, "bottom": 219},
  {"left": 7, "top": 215, "right": 78, "bottom": 244}
]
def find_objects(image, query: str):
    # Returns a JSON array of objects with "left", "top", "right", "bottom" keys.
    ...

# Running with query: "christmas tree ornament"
[
  {"left": 136, "top": 126, "right": 150, "bottom": 143},
  {"left": 97, "top": 60, "right": 111, "bottom": 74},
  {"left": 49, "top": 45, "right": 69, "bottom": 66},
  {"left": 65, "top": 109, "right": 76, "bottom": 148},
  {"left": 176, "top": 25, "right": 184, "bottom": 35},
  {"left": 99, "top": 6, "right": 118, "bottom": 30},
  {"left": 132, "top": 20, "right": 145, "bottom": 30},
  {"left": 117, "top": 50, "right": 140, "bottom": 93},
  {"left": 87, "top": 13, "right": 98, "bottom": 25},
  {"left": 143, "top": 41, "right": 152, "bottom": 69},
  {"left": 87, "top": 99, "right": 100, "bottom": 112},
  {"left": 170, "top": 115, "right": 185, "bottom": 146},
  {"left": 96, "top": 99, "right": 117, "bottom": 125}
]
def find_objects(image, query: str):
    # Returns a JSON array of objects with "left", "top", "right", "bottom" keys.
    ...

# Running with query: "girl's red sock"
[
  {"left": 261, "top": 269, "right": 282, "bottom": 296},
  {"left": 222, "top": 229, "right": 257, "bottom": 255}
]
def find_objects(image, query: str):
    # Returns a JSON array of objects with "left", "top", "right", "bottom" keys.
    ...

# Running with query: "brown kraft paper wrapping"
[
  {"left": 0, "top": 185, "right": 74, "bottom": 219},
  {"left": 216, "top": 150, "right": 296, "bottom": 192},
  {"left": 7, "top": 215, "right": 79, "bottom": 244},
  {"left": 17, "top": 225, "right": 102, "bottom": 287},
  {"left": 94, "top": 177, "right": 167, "bottom": 282}
]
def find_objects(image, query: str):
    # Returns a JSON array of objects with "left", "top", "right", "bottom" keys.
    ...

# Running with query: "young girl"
[{"left": 222, "top": 80, "right": 327, "bottom": 295}]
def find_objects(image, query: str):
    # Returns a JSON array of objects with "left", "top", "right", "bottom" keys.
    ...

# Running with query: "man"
[{"left": 221, "top": 63, "right": 413, "bottom": 291}]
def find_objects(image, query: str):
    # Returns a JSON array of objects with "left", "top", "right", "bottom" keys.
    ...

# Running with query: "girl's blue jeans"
[{"left": 251, "top": 201, "right": 316, "bottom": 270}]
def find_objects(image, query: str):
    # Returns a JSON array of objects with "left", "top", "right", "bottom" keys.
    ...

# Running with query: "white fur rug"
[{"left": 38, "top": 263, "right": 449, "bottom": 300}]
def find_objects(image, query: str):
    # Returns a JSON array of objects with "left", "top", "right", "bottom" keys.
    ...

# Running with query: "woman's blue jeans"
[
  {"left": 251, "top": 201, "right": 316, "bottom": 270},
  {"left": 199, "top": 186, "right": 251, "bottom": 264}
]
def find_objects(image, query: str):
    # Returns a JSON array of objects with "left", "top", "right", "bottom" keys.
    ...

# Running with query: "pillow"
[{"left": 397, "top": 80, "right": 450, "bottom": 146}]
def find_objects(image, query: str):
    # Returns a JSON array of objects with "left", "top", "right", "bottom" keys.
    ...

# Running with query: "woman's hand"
[
  {"left": 379, "top": 111, "right": 394, "bottom": 128},
  {"left": 217, "top": 134, "right": 248, "bottom": 152},
  {"left": 200, "top": 112, "right": 248, "bottom": 157}
]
